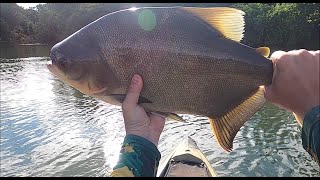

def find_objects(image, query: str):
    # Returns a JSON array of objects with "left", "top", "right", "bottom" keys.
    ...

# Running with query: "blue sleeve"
[
  {"left": 111, "top": 134, "right": 161, "bottom": 177},
  {"left": 301, "top": 106, "right": 320, "bottom": 166}
]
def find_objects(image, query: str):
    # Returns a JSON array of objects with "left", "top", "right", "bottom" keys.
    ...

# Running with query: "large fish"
[{"left": 47, "top": 7, "right": 273, "bottom": 152}]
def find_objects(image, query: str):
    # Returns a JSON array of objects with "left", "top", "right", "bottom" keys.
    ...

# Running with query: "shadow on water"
[
  {"left": 49, "top": 77, "right": 102, "bottom": 124},
  {"left": 0, "top": 61, "right": 25, "bottom": 84}
]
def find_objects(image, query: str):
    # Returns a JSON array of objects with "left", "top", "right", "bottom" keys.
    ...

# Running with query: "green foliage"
[
  {"left": 0, "top": 3, "right": 38, "bottom": 43},
  {"left": 0, "top": 3, "right": 319, "bottom": 49},
  {"left": 233, "top": 3, "right": 319, "bottom": 49}
]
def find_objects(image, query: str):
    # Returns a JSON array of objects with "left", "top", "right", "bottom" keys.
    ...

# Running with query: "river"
[{"left": 0, "top": 44, "right": 319, "bottom": 176}]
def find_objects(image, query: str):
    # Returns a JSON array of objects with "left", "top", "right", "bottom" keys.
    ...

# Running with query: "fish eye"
[
  {"left": 59, "top": 61, "right": 66, "bottom": 69},
  {"left": 58, "top": 58, "right": 69, "bottom": 70}
]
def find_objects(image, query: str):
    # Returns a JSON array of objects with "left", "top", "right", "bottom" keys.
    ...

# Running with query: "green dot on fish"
[{"left": 138, "top": 9, "right": 156, "bottom": 31}]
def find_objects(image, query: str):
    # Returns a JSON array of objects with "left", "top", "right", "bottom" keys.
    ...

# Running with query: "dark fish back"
[{"left": 87, "top": 7, "right": 272, "bottom": 116}]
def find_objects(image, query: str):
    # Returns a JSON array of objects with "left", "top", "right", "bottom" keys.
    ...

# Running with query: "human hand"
[
  {"left": 264, "top": 49, "right": 320, "bottom": 126},
  {"left": 122, "top": 74, "right": 166, "bottom": 146}
]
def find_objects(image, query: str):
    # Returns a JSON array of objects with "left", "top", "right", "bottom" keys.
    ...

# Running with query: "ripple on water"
[{"left": 0, "top": 58, "right": 319, "bottom": 176}]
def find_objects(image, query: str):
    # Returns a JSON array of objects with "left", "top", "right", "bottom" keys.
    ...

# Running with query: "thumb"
[
  {"left": 263, "top": 85, "right": 275, "bottom": 102},
  {"left": 264, "top": 51, "right": 284, "bottom": 102},
  {"left": 123, "top": 74, "right": 143, "bottom": 110}
]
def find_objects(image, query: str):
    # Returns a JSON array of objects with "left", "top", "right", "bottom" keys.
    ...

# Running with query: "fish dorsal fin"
[
  {"left": 256, "top": 47, "right": 270, "bottom": 58},
  {"left": 181, "top": 7, "right": 245, "bottom": 42}
]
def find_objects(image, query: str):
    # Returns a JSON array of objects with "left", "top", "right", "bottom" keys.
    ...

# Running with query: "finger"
[
  {"left": 310, "top": 50, "right": 320, "bottom": 58},
  {"left": 264, "top": 51, "right": 286, "bottom": 102},
  {"left": 270, "top": 50, "right": 290, "bottom": 82},
  {"left": 263, "top": 85, "right": 276, "bottom": 102},
  {"left": 270, "top": 50, "right": 286, "bottom": 63},
  {"left": 289, "top": 49, "right": 311, "bottom": 60},
  {"left": 122, "top": 74, "right": 143, "bottom": 110}
]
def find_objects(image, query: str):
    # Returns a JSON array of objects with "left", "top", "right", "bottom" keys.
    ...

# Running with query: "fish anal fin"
[
  {"left": 181, "top": 7, "right": 245, "bottom": 42},
  {"left": 151, "top": 112, "right": 186, "bottom": 123},
  {"left": 208, "top": 86, "right": 266, "bottom": 152},
  {"left": 256, "top": 47, "right": 270, "bottom": 58}
]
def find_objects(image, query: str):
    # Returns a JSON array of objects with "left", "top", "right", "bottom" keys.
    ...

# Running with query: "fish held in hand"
[{"left": 47, "top": 7, "right": 273, "bottom": 152}]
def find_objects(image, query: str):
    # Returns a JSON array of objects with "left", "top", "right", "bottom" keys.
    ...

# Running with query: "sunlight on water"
[{"left": 0, "top": 52, "right": 319, "bottom": 176}]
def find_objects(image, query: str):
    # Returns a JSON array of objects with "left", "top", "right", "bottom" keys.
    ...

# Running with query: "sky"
[{"left": 16, "top": 3, "right": 46, "bottom": 9}]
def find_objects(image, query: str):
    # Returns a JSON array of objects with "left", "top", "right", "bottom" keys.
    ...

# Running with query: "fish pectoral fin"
[
  {"left": 110, "top": 94, "right": 152, "bottom": 104},
  {"left": 151, "top": 112, "right": 186, "bottom": 123},
  {"left": 181, "top": 7, "right": 245, "bottom": 42},
  {"left": 208, "top": 86, "right": 266, "bottom": 152},
  {"left": 256, "top": 47, "right": 270, "bottom": 58},
  {"left": 166, "top": 113, "right": 186, "bottom": 122}
]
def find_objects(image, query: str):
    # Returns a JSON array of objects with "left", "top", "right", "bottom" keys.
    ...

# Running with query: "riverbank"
[
  {"left": 19, "top": 43, "right": 49, "bottom": 46},
  {"left": 0, "top": 44, "right": 52, "bottom": 59}
]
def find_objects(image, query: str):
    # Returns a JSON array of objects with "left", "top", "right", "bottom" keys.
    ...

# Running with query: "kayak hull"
[{"left": 157, "top": 136, "right": 218, "bottom": 177}]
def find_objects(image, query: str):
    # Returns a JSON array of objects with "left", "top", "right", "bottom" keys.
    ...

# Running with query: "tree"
[
  {"left": 1, "top": 3, "right": 318, "bottom": 49},
  {"left": 233, "top": 3, "right": 319, "bottom": 49}
]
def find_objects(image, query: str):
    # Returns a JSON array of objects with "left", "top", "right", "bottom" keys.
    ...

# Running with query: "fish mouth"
[
  {"left": 47, "top": 63, "right": 54, "bottom": 73},
  {"left": 47, "top": 63, "right": 64, "bottom": 80},
  {"left": 47, "top": 62, "right": 68, "bottom": 84},
  {"left": 47, "top": 62, "right": 108, "bottom": 96}
]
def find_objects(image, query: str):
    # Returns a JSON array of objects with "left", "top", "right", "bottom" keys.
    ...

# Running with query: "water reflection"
[{"left": 0, "top": 47, "right": 319, "bottom": 176}]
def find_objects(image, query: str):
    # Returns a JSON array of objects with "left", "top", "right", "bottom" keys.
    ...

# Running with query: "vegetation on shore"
[{"left": 0, "top": 3, "right": 319, "bottom": 49}]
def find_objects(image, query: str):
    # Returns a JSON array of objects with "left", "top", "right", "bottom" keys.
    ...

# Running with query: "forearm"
[
  {"left": 301, "top": 106, "right": 320, "bottom": 166},
  {"left": 110, "top": 134, "right": 161, "bottom": 177}
]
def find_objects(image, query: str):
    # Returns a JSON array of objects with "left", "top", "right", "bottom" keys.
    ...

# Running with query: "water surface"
[{"left": 0, "top": 45, "right": 319, "bottom": 176}]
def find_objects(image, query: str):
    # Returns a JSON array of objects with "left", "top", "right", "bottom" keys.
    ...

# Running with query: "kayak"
[{"left": 156, "top": 136, "right": 218, "bottom": 177}]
